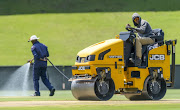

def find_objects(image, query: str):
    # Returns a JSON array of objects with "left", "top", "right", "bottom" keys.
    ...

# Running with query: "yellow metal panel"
[
  {"left": 125, "top": 67, "right": 149, "bottom": 90},
  {"left": 111, "top": 65, "right": 125, "bottom": 90},
  {"left": 73, "top": 38, "right": 125, "bottom": 90},
  {"left": 148, "top": 45, "right": 170, "bottom": 80}
]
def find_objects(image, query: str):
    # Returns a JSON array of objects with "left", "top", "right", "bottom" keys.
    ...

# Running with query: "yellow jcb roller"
[{"left": 70, "top": 28, "right": 177, "bottom": 101}]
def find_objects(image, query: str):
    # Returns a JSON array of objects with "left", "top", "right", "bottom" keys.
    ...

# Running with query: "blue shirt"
[{"left": 31, "top": 41, "right": 49, "bottom": 68}]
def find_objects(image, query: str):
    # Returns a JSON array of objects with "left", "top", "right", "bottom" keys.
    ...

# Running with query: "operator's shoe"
[
  {"left": 135, "top": 57, "right": 141, "bottom": 66},
  {"left": 129, "top": 58, "right": 135, "bottom": 64},
  {"left": 49, "top": 88, "right": 55, "bottom": 96}
]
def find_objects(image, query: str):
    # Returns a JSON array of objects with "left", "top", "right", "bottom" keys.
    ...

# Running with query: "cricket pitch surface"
[{"left": 0, "top": 100, "right": 180, "bottom": 107}]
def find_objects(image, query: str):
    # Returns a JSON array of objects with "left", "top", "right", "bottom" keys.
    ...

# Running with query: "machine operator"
[{"left": 126, "top": 13, "right": 155, "bottom": 66}]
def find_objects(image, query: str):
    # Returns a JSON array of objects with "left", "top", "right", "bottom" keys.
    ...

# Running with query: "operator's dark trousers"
[{"left": 33, "top": 67, "right": 53, "bottom": 95}]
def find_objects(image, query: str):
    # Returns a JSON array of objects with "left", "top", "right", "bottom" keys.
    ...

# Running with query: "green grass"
[
  {"left": 0, "top": 11, "right": 180, "bottom": 66},
  {"left": 0, "top": 0, "right": 180, "bottom": 66},
  {"left": 0, "top": 90, "right": 180, "bottom": 110},
  {"left": 0, "top": 89, "right": 180, "bottom": 101},
  {"left": 1, "top": 104, "right": 180, "bottom": 110},
  {"left": 0, "top": 90, "right": 74, "bottom": 101}
]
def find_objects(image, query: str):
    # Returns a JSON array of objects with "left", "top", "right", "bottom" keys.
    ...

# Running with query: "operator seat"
[
  {"left": 150, "top": 29, "right": 164, "bottom": 42},
  {"left": 142, "top": 29, "right": 164, "bottom": 54}
]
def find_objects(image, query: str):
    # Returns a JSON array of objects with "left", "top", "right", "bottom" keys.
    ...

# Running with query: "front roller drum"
[
  {"left": 125, "top": 76, "right": 167, "bottom": 100},
  {"left": 71, "top": 77, "right": 115, "bottom": 101}
]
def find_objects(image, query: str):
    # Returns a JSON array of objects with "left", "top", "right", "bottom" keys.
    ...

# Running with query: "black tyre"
[
  {"left": 94, "top": 78, "right": 115, "bottom": 100},
  {"left": 146, "top": 77, "right": 167, "bottom": 100}
]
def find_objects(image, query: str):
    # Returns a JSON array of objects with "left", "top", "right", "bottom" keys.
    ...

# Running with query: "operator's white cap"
[{"left": 28, "top": 35, "right": 39, "bottom": 42}]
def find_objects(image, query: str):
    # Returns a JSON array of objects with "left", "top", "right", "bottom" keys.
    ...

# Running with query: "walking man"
[{"left": 28, "top": 35, "right": 55, "bottom": 96}]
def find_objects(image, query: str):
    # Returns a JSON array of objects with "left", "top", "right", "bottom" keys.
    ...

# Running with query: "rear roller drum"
[
  {"left": 71, "top": 77, "right": 115, "bottom": 101},
  {"left": 125, "top": 76, "right": 167, "bottom": 100}
]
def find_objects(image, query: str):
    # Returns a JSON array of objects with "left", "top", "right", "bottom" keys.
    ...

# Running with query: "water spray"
[
  {"left": 47, "top": 58, "right": 70, "bottom": 80},
  {"left": 0, "top": 63, "right": 31, "bottom": 96}
]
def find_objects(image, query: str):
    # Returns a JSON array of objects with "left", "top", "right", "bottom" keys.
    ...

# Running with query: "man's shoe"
[
  {"left": 136, "top": 58, "right": 141, "bottom": 66},
  {"left": 49, "top": 88, "right": 55, "bottom": 96},
  {"left": 32, "top": 92, "right": 40, "bottom": 96}
]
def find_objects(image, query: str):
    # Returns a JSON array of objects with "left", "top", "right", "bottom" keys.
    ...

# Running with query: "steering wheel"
[
  {"left": 125, "top": 26, "right": 132, "bottom": 31},
  {"left": 125, "top": 26, "right": 135, "bottom": 31}
]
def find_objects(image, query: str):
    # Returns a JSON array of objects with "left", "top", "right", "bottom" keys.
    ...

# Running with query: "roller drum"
[
  {"left": 71, "top": 77, "right": 115, "bottom": 101},
  {"left": 71, "top": 78, "right": 100, "bottom": 100}
]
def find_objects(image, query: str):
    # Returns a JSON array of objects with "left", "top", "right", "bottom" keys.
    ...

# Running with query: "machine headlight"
[
  {"left": 76, "top": 56, "right": 81, "bottom": 63},
  {"left": 76, "top": 55, "right": 95, "bottom": 63},
  {"left": 86, "top": 55, "right": 95, "bottom": 61}
]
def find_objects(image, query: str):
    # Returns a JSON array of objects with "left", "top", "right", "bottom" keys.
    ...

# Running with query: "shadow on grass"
[{"left": 0, "top": 0, "right": 180, "bottom": 15}]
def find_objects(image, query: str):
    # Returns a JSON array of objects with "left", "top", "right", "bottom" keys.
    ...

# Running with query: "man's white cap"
[{"left": 28, "top": 35, "right": 39, "bottom": 42}]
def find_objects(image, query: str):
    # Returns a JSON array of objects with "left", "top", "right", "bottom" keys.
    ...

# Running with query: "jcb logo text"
[{"left": 149, "top": 54, "right": 165, "bottom": 60}]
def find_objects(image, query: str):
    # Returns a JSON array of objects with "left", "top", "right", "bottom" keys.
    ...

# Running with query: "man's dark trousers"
[{"left": 33, "top": 67, "right": 53, "bottom": 95}]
